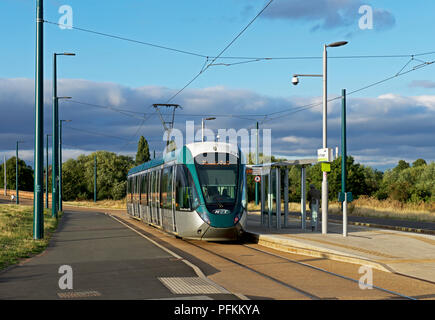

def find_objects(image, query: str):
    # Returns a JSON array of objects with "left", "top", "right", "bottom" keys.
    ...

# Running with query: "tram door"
[
  {"left": 156, "top": 169, "right": 161, "bottom": 226},
  {"left": 133, "top": 175, "right": 139, "bottom": 217},
  {"left": 151, "top": 170, "right": 157, "bottom": 224}
]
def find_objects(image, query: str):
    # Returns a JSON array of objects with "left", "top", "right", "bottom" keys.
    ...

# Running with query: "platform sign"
[
  {"left": 254, "top": 175, "right": 261, "bottom": 183},
  {"left": 251, "top": 167, "right": 269, "bottom": 176},
  {"left": 318, "top": 148, "right": 333, "bottom": 163},
  {"left": 321, "top": 162, "right": 331, "bottom": 172},
  {"left": 338, "top": 192, "right": 353, "bottom": 203}
]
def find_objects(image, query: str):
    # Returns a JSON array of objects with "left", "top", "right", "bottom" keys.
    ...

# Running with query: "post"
[
  {"left": 301, "top": 166, "right": 306, "bottom": 230},
  {"left": 94, "top": 155, "right": 97, "bottom": 202},
  {"left": 260, "top": 171, "right": 265, "bottom": 225},
  {"left": 59, "top": 120, "right": 62, "bottom": 212},
  {"left": 322, "top": 44, "right": 329, "bottom": 235},
  {"left": 16, "top": 142, "right": 19, "bottom": 205},
  {"left": 201, "top": 118, "right": 204, "bottom": 142},
  {"left": 284, "top": 167, "right": 289, "bottom": 227},
  {"left": 255, "top": 122, "right": 259, "bottom": 205},
  {"left": 33, "top": 0, "right": 44, "bottom": 239},
  {"left": 276, "top": 168, "right": 281, "bottom": 229},
  {"left": 342, "top": 89, "right": 348, "bottom": 237},
  {"left": 4, "top": 155, "right": 6, "bottom": 196},
  {"left": 52, "top": 54, "right": 58, "bottom": 219},
  {"left": 268, "top": 171, "right": 272, "bottom": 228},
  {"left": 45, "top": 134, "right": 49, "bottom": 208}
]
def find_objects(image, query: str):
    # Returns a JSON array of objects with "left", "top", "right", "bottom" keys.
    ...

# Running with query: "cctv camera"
[{"left": 291, "top": 76, "right": 299, "bottom": 86}]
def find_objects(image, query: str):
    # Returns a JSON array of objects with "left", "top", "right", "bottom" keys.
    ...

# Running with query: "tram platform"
[{"left": 244, "top": 212, "right": 435, "bottom": 283}]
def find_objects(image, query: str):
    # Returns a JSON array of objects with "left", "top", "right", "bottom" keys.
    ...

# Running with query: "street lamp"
[
  {"left": 201, "top": 117, "right": 216, "bottom": 142},
  {"left": 16, "top": 140, "right": 25, "bottom": 205},
  {"left": 59, "top": 119, "right": 72, "bottom": 212},
  {"left": 46, "top": 134, "right": 51, "bottom": 209},
  {"left": 291, "top": 40, "right": 348, "bottom": 235},
  {"left": 52, "top": 52, "right": 75, "bottom": 218}
]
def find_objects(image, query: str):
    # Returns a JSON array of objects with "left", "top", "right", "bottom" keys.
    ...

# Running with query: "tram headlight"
[{"left": 198, "top": 210, "right": 210, "bottom": 224}]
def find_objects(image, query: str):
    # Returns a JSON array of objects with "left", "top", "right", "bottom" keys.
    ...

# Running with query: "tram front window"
[{"left": 195, "top": 153, "right": 239, "bottom": 212}]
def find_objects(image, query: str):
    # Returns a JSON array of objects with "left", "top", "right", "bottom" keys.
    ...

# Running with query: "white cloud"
[{"left": 1, "top": 78, "right": 434, "bottom": 170}]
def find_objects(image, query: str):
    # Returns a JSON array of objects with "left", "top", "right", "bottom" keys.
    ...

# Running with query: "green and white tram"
[{"left": 126, "top": 142, "right": 247, "bottom": 240}]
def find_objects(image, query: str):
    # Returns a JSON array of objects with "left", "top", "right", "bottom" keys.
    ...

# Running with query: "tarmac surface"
[
  {"left": 0, "top": 209, "right": 236, "bottom": 300},
  {"left": 1, "top": 200, "right": 434, "bottom": 300}
]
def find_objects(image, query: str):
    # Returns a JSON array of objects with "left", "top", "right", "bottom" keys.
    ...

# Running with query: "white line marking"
[{"left": 107, "top": 213, "right": 249, "bottom": 299}]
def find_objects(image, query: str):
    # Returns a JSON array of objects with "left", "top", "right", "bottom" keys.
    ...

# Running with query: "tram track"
[
  {"left": 183, "top": 239, "right": 417, "bottom": 300},
  {"left": 110, "top": 213, "right": 424, "bottom": 300}
]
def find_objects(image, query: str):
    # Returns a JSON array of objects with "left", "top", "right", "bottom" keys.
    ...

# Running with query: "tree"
[
  {"left": 395, "top": 160, "right": 410, "bottom": 171},
  {"left": 62, "top": 151, "right": 135, "bottom": 201},
  {"left": 135, "top": 136, "right": 150, "bottom": 165},
  {"left": 412, "top": 159, "right": 427, "bottom": 167},
  {"left": 0, "top": 157, "right": 34, "bottom": 192}
]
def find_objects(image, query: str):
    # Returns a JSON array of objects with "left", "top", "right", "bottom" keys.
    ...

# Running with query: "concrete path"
[
  {"left": 246, "top": 213, "right": 435, "bottom": 283},
  {"left": 0, "top": 210, "right": 235, "bottom": 300}
]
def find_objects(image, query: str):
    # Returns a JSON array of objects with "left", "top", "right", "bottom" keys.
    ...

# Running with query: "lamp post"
[
  {"left": 201, "top": 117, "right": 216, "bottom": 142},
  {"left": 16, "top": 140, "right": 25, "bottom": 205},
  {"left": 291, "top": 41, "right": 348, "bottom": 234},
  {"left": 52, "top": 52, "right": 75, "bottom": 219},
  {"left": 46, "top": 134, "right": 51, "bottom": 208},
  {"left": 59, "top": 119, "right": 72, "bottom": 212},
  {"left": 34, "top": 0, "right": 44, "bottom": 239}
]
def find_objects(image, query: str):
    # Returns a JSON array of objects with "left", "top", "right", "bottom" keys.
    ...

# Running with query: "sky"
[{"left": 1, "top": 0, "right": 435, "bottom": 171}]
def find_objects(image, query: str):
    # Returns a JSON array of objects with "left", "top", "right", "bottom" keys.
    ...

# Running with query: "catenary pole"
[
  {"left": 94, "top": 155, "right": 97, "bottom": 202},
  {"left": 16, "top": 142, "right": 19, "bottom": 205},
  {"left": 4, "top": 155, "right": 6, "bottom": 196},
  {"left": 34, "top": 0, "right": 44, "bottom": 238},
  {"left": 52, "top": 53, "right": 58, "bottom": 218},
  {"left": 255, "top": 121, "right": 259, "bottom": 205}
]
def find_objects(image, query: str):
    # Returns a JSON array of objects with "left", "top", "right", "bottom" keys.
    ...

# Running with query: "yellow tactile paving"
[
  {"left": 367, "top": 231, "right": 435, "bottom": 246},
  {"left": 377, "top": 259, "right": 435, "bottom": 264}
]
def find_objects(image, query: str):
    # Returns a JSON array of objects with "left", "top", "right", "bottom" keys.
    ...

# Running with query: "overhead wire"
[
  {"left": 260, "top": 57, "right": 435, "bottom": 124},
  {"left": 160, "top": 0, "right": 275, "bottom": 104}
]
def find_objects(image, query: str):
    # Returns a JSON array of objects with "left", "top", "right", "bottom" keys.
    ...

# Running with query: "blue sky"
[{"left": 1, "top": 0, "right": 435, "bottom": 170}]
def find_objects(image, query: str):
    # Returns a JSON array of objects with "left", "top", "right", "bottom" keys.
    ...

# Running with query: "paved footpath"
[
  {"left": 246, "top": 213, "right": 435, "bottom": 283},
  {"left": 0, "top": 209, "right": 235, "bottom": 300}
]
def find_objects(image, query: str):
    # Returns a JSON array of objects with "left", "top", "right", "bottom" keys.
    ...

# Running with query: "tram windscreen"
[{"left": 195, "top": 153, "right": 239, "bottom": 209}]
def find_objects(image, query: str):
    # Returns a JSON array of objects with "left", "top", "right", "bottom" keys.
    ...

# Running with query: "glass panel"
[
  {"left": 194, "top": 153, "right": 238, "bottom": 210},
  {"left": 175, "top": 165, "right": 199, "bottom": 211},
  {"left": 161, "top": 166, "right": 173, "bottom": 209}
]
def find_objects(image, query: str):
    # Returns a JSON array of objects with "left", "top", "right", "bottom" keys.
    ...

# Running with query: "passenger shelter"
[{"left": 247, "top": 159, "right": 317, "bottom": 230}]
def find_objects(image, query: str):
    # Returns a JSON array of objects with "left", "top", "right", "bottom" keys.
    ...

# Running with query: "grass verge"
[
  {"left": 0, "top": 204, "right": 63, "bottom": 271},
  {"left": 63, "top": 199, "right": 126, "bottom": 209}
]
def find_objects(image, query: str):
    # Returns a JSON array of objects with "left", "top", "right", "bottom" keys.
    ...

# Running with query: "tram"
[{"left": 126, "top": 142, "right": 247, "bottom": 240}]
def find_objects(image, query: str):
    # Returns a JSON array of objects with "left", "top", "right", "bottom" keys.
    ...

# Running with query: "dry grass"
[
  {"left": 328, "top": 196, "right": 435, "bottom": 222},
  {"left": 63, "top": 199, "right": 126, "bottom": 210},
  {"left": 248, "top": 196, "right": 435, "bottom": 223},
  {"left": 0, "top": 204, "right": 62, "bottom": 270}
]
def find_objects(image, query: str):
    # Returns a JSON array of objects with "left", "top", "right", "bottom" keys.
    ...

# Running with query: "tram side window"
[
  {"left": 137, "top": 174, "right": 144, "bottom": 205},
  {"left": 161, "top": 166, "right": 173, "bottom": 209},
  {"left": 141, "top": 173, "right": 148, "bottom": 206},
  {"left": 134, "top": 176, "right": 138, "bottom": 202},
  {"left": 127, "top": 177, "right": 132, "bottom": 202},
  {"left": 175, "top": 165, "right": 199, "bottom": 211}
]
